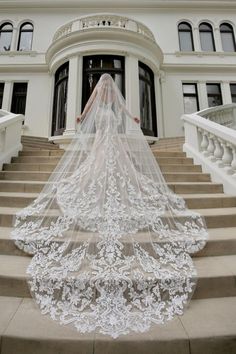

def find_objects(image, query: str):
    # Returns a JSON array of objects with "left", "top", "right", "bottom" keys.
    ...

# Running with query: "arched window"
[
  {"left": 178, "top": 22, "right": 194, "bottom": 51},
  {"left": 82, "top": 55, "right": 125, "bottom": 110},
  {"left": 139, "top": 62, "right": 157, "bottom": 137},
  {"left": 52, "top": 62, "right": 69, "bottom": 136},
  {"left": 199, "top": 22, "right": 215, "bottom": 51},
  {"left": 17, "top": 22, "right": 33, "bottom": 51},
  {"left": 0, "top": 22, "right": 13, "bottom": 51},
  {"left": 220, "top": 23, "right": 236, "bottom": 52}
]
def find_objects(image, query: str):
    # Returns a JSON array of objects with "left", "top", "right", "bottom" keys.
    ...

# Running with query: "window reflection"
[
  {"left": 18, "top": 23, "right": 33, "bottom": 51},
  {"left": 182, "top": 83, "right": 199, "bottom": 114},
  {"left": 139, "top": 62, "right": 157, "bottom": 137},
  {"left": 206, "top": 83, "right": 222, "bottom": 107},
  {"left": 0, "top": 23, "right": 13, "bottom": 51}
]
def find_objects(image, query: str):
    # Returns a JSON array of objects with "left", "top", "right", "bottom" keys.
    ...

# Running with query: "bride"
[{"left": 11, "top": 73, "right": 208, "bottom": 338}]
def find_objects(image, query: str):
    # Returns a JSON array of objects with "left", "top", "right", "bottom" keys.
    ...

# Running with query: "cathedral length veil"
[{"left": 11, "top": 73, "right": 208, "bottom": 338}]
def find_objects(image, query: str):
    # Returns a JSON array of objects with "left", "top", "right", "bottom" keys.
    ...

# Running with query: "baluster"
[
  {"left": 206, "top": 133, "right": 215, "bottom": 160},
  {"left": 200, "top": 131, "right": 209, "bottom": 156},
  {"left": 220, "top": 141, "right": 233, "bottom": 174},
  {"left": 230, "top": 145, "right": 236, "bottom": 176},
  {"left": 213, "top": 137, "right": 223, "bottom": 164}
]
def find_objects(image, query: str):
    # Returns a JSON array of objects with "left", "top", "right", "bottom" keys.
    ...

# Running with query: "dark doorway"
[{"left": 11, "top": 82, "right": 28, "bottom": 115}]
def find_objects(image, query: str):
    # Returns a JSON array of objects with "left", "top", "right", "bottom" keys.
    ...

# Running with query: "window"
[
  {"left": 206, "top": 83, "right": 222, "bottom": 107},
  {"left": 0, "top": 22, "right": 13, "bottom": 51},
  {"left": 182, "top": 83, "right": 199, "bottom": 114},
  {"left": 11, "top": 82, "right": 28, "bottom": 114},
  {"left": 82, "top": 55, "right": 125, "bottom": 110},
  {"left": 0, "top": 83, "right": 4, "bottom": 108},
  {"left": 178, "top": 22, "right": 194, "bottom": 51},
  {"left": 230, "top": 84, "right": 236, "bottom": 103},
  {"left": 199, "top": 22, "right": 215, "bottom": 51},
  {"left": 220, "top": 23, "right": 236, "bottom": 52},
  {"left": 139, "top": 61, "right": 157, "bottom": 137},
  {"left": 52, "top": 62, "right": 69, "bottom": 136},
  {"left": 17, "top": 22, "right": 33, "bottom": 51}
]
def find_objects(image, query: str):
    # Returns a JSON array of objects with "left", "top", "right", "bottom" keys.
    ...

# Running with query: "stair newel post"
[
  {"left": 220, "top": 140, "right": 233, "bottom": 174},
  {"left": 213, "top": 136, "right": 223, "bottom": 165}
]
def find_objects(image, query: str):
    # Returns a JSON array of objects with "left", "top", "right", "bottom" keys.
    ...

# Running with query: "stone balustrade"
[
  {"left": 182, "top": 106, "right": 236, "bottom": 194},
  {"left": 0, "top": 110, "right": 24, "bottom": 169},
  {"left": 53, "top": 14, "right": 155, "bottom": 42},
  {"left": 197, "top": 103, "right": 236, "bottom": 129}
]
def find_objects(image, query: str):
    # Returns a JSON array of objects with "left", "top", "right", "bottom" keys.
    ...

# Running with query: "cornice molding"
[{"left": 0, "top": 0, "right": 236, "bottom": 9}]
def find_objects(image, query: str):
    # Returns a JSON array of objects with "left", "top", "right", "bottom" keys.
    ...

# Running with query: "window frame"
[
  {"left": 182, "top": 83, "right": 199, "bottom": 114},
  {"left": 206, "top": 83, "right": 223, "bottom": 107},
  {"left": 220, "top": 22, "right": 236, "bottom": 52},
  {"left": 178, "top": 21, "right": 194, "bottom": 51},
  {"left": 199, "top": 22, "right": 216, "bottom": 52},
  {"left": 17, "top": 22, "right": 34, "bottom": 51},
  {"left": 0, "top": 22, "right": 13, "bottom": 51},
  {"left": 10, "top": 82, "right": 28, "bottom": 115}
]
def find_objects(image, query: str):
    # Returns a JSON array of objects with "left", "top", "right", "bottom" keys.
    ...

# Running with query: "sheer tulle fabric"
[{"left": 11, "top": 73, "right": 208, "bottom": 338}]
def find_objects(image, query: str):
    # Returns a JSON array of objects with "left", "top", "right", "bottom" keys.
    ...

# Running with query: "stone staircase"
[{"left": 0, "top": 137, "right": 236, "bottom": 354}]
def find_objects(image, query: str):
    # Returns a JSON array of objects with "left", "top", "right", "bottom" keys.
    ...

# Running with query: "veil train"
[{"left": 11, "top": 73, "right": 208, "bottom": 338}]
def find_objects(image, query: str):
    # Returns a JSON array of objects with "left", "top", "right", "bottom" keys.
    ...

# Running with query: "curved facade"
[{"left": 1, "top": 1, "right": 236, "bottom": 140}]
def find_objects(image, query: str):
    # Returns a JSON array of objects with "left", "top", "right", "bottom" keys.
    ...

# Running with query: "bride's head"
[{"left": 97, "top": 74, "right": 115, "bottom": 104}]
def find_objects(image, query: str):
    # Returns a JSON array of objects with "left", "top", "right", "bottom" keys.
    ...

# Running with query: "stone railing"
[
  {"left": 197, "top": 104, "right": 236, "bottom": 129},
  {"left": 53, "top": 14, "right": 155, "bottom": 42},
  {"left": 182, "top": 107, "right": 236, "bottom": 194},
  {"left": 0, "top": 110, "right": 24, "bottom": 170}
]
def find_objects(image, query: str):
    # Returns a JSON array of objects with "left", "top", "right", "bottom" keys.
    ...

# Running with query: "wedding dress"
[{"left": 11, "top": 73, "right": 208, "bottom": 338}]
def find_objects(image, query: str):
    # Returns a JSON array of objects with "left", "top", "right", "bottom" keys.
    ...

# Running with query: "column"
[
  {"left": 125, "top": 55, "right": 140, "bottom": 131},
  {"left": 1, "top": 81, "right": 13, "bottom": 111},
  {"left": 193, "top": 26, "right": 201, "bottom": 52},
  {"left": 214, "top": 26, "right": 223, "bottom": 52},
  {"left": 11, "top": 26, "right": 18, "bottom": 51},
  {"left": 221, "top": 81, "right": 232, "bottom": 104},
  {"left": 63, "top": 55, "right": 82, "bottom": 136},
  {"left": 198, "top": 81, "right": 209, "bottom": 110},
  {"left": 154, "top": 71, "right": 164, "bottom": 137}
]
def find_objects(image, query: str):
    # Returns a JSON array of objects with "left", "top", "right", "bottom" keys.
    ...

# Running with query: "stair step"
[
  {"left": 19, "top": 150, "right": 64, "bottom": 156},
  {"left": 1, "top": 206, "right": 236, "bottom": 228},
  {"left": 1, "top": 226, "right": 235, "bottom": 258},
  {"left": 0, "top": 180, "right": 224, "bottom": 194},
  {"left": 0, "top": 296, "right": 234, "bottom": 354},
  {"left": 0, "top": 192, "right": 235, "bottom": 209},
  {"left": 3, "top": 163, "right": 202, "bottom": 173},
  {"left": 152, "top": 151, "right": 186, "bottom": 157},
  {"left": 0, "top": 253, "right": 235, "bottom": 299},
  {"left": 0, "top": 171, "right": 212, "bottom": 182}
]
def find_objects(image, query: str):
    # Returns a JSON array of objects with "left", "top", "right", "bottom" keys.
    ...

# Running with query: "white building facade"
[{"left": 1, "top": 0, "right": 236, "bottom": 141}]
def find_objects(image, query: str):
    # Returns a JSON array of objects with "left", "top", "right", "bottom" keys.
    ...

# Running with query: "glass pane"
[
  {"left": 200, "top": 23, "right": 212, "bottom": 31},
  {"left": 179, "top": 32, "right": 193, "bottom": 51},
  {"left": 21, "top": 23, "right": 33, "bottom": 31},
  {"left": 179, "top": 22, "right": 191, "bottom": 31},
  {"left": 139, "top": 80, "right": 153, "bottom": 131},
  {"left": 0, "top": 82, "right": 4, "bottom": 109},
  {"left": 0, "top": 32, "right": 12, "bottom": 51},
  {"left": 184, "top": 97, "right": 198, "bottom": 114},
  {"left": 220, "top": 23, "right": 232, "bottom": 32},
  {"left": 11, "top": 83, "right": 28, "bottom": 114},
  {"left": 230, "top": 84, "right": 236, "bottom": 95},
  {"left": 232, "top": 95, "right": 236, "bottom": 103},
  {"left": 208, "top": 95, "right": 222, "bottom": 107},
  {"left": 200, "top": 32, "right": 215, "bottom": 51},
  {"left": 221, "top": 32, "right": 235, "bottom": 52},
  {"left": 18, "top": 32, "right": 33, "bottom": 51},
  {"left": 207, "top": 84, "right": 220, "bottom": 94},
  {"left": 183, "top": 84, "right": 196, "bottom": 94}
]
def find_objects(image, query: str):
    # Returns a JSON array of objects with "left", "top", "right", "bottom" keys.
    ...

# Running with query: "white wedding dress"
[{"left": 11, "top": 74, "right": 208, "bottom": 338}]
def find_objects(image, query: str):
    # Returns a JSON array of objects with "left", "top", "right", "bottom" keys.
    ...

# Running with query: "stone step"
[
  {"left": 0, "top": 295, "right": 235, "bottom": 354},
  {"left": 0, "top": 180, "right": 224, "bottom": 194},
  {"left": 22, "top": 143, "right": 60, "bottom": 150},
  {"left": 152, "top": 151, "right": 186, "bottom": 157},
  {"left": 0, "top": 192, "right": 235, "bottom": 209},
  {"left": 0, "top": 171, "right": 211, "bottom": 182},
  {"left": 1, "top": 206, "right": 236, "bottom": 228},
  {"left": 1, "top": 226, "right": 235, "bottom": 258},
  {"left": 0, "top": 253, "right": 235, "bottom": 299},
  {"left": 3, "top": 162, "right": 202, "bottom": 173},
  {"left": 19, "top": 150, "right": 64, "bottom": 156}
]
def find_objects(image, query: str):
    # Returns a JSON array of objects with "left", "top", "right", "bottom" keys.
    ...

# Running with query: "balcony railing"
[{"left": 53, "top": 14, "right": 155, "bottom": 42}]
